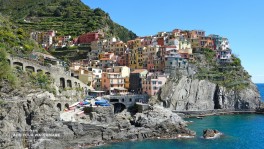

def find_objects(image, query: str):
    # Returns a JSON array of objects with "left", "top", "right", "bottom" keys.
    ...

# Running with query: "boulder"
[{"left": 203, "top": 129, "right": 221, "bottom": 139}]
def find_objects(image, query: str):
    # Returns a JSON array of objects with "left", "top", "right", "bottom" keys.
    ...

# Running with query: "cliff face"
[
  {"left": 0, "top": 91, "right": 75, "bottom": 149},
  {"left": 159, "top": 76, "right": 261, "bottom": 111},
  {"left": 0, "top": 87, "right": 194, "bottom": 148}
]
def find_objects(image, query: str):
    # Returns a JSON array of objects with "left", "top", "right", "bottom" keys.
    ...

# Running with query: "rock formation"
[
  {"left": 0, "top": 88, "right": 194, "bottom": 149},
  {"left": 158, "top": 76, "right": 261, "bottom": 111},
  {"left": 203, "top": 129, "right": 222, "bottom": 139}
]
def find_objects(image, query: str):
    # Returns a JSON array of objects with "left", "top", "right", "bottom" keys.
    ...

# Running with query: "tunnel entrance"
[
  {"left": 60, "top": 78, "right": 66, "bottom": 88},
  {"left": 65, "top": 103, "right": 69, "bottom": 110},
  {"left": 113, "top": 103, "right": 126, "bottom": 113},
  {"left": 57, "top": 103, "right": 62, "bottom": 111}
]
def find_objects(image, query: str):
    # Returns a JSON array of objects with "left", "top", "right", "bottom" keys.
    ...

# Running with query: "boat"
[
  {"left": 69, "top": 102, "right": 80, "bottom": 108},
  {"left": 196, "top": 116, "right": 203, "bottom": 119},
  {"left": 79, "top": 101, "right": 90, "bottom": 105},
  {"left": 95, "top": 99, "right": 109, "bottom": 105}
]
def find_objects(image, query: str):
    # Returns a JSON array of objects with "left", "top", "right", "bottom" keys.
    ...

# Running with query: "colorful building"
[
  {"left": 142, "top": 72, "right": 168, "bottom": 96},
  {"left": 164, "top": 53, "right": 187, "bottom": 74},
  {"left": 129, "top": 69, "right": 148, "bottom": 93},
  {"left": 101, "top": 66, "right": 130, "bottom": 95}
]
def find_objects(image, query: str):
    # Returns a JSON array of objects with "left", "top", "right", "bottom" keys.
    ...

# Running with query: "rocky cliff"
[
  {"left": 158, "top": 76, "right": 261, "bottom": 111},
  {"left": 0, "top": 86, "right": 194, "bottom": 149}
]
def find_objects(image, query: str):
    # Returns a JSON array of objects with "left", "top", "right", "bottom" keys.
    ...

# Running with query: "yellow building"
[
  {"left": 179, "top": 39, "right": 192, "bottom": 54},
  {"left": 125, "top": 77, "right": 130, "bottom": 89},
  {"left": 110, "top": 41, "right": 127, "bottom": 55},
  {"left": 129, "top": 47, "right": 143, "bottom": 70}
]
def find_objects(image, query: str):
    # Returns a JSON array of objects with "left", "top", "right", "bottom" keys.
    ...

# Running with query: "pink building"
[{"left": 142, "top": 72, "right": 168, "bottom": 96}]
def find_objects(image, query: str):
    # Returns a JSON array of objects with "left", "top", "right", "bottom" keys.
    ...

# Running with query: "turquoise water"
[{"left": 93, "top": 84, "right": 264, "bottom": 149}]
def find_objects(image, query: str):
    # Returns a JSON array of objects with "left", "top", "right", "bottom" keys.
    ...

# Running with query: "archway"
[
  {"left": 7, "top": 59, "right": 11, "bottom": 65},
  {"left": 25, "top": 66, "right": 35, "bottom": 72},
  {"left": 67, "top": 80, "right": 72, "bottom": 88},
  {"left": 37, "top": 69, "right": 43, "bottom": 73},
  {"left": 57, "top": 103, "right": 62, "bottom": 111},
  {"left": 65, "top": 103, "right": 69, "bottom": 110},
  {"left": 74, "top": 82, "right": 77, "bottom": 87},
  {"left": 13, "top": 62, "right": 23, "bottom": 70},
  {"left": 60, "top": 78, "right": 66, "bottom": 88},
  {"left": 113, "top": 103, "right": 126, "bottom": 113}
]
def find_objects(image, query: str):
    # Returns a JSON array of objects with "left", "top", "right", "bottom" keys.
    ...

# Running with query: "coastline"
[
  {"left": 173, "top": 109, "right": 260, "bottom": 118},
  {"left": 67, "top": 109, "right": 264, "bottom": 148}
]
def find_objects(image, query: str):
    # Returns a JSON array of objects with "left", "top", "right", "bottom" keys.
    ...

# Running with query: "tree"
[
  {"left": 64, "top": 10, "right": 72, "bottom": 18},
  {"left": 0, "top": 49, "right": 16, "bottom": 86},
  {"left": 54, "top": 9, "right": 62, "bottom": 17}
]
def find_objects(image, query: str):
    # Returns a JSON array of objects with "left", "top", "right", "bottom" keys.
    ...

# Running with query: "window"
[
  {"left": 129, "top": 98, "right": 132, "bottom": 102},
  {"left": 158, "top": 81, "right": 162, "bottom": 84}
]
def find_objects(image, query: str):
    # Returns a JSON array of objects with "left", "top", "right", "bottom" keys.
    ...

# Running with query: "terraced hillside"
[{"left": 0, "top": 0, "right": 137, "bottom": 41}]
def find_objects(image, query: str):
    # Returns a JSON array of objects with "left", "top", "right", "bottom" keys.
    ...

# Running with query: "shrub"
[{"left": 0, "top": 49, "right": 17, "bottom": 86}]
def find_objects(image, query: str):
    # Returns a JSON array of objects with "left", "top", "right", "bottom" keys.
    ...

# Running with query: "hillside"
[
  {"left": 0, "top": 0, "right": 137, "bottom": 41},
  {"left": 0, "top": 14, "right": 52, "bottom": 91}
]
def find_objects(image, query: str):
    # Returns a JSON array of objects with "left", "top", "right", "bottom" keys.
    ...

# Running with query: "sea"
[{"left": 93, "top": 84, "right": 264, "bottom": 149}]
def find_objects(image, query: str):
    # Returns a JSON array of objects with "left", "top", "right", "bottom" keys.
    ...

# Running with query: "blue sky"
[{"left": 82, "top": 0, "right": 264, "bottom": 83}]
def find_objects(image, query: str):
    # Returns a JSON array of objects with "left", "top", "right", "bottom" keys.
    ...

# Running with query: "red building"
[
  {"left": 157, "top": 37, "right": 164, "bottom": 46},
  {"left": 77, "top": 32, "right": 100, "bottom": 45}
]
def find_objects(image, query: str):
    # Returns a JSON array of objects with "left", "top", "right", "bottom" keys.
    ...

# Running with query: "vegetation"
[
  {"left": 0, "top": 14, "right": 54, "bottom": 92},
  {"left": 0, "top": 0, "right": 137, "bottom": 42},
  {"left": 29, "top": 71, "right": 53, "bottom": 90},
  {"left": 0, "top": 49, "right": 17, "bottom": 86},
  {"left": 0, "top": 14, "right": 46, "bottom": 55},
  {"left": 194, "top": 48, "right": 251, "bottom": 90}
]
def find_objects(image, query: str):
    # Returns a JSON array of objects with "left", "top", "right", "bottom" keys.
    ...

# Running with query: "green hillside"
[
  {"left": 0, "top": 14, "right": 45, "bottom": 55},
  {"left": 0, "top": 0, "right": 137, "bottom": 41}
]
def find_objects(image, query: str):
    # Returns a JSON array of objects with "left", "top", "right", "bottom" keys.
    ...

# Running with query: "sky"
[{"left": 82, "top": 0, "right": 264, "bottom": 83}]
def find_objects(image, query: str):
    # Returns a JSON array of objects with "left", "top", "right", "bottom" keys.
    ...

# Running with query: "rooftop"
[{"left": 131, "top": 69, "right": 148, "bottom": 74}]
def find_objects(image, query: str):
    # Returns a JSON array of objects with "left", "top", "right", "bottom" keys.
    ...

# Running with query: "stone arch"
[
  {"left": 65, "top": 103, "right": 70, "bottom": 110},
  {"left": 13, "top": 62, "right": 23, "bottom": 70},
  {"left": 60, "top": 78, "right": 66, "bottom": 88},
  {"left": 7, "top": 59, "right": 11, "bottom": 65},
  {"left": 57, "top": 103, "right": 62, "bottom": 111},
  {"left": 37, "top": 69, "right": 43, "bottom": 73},
  {"left": 113, "top": 103, "right": 126, "bottom": 113},
  {"left": 67, "top": 80, "right": 72, "bottom": 88},
  {"left": 74, "top": 82, "right": 77, "bottom": 87},
  {"left": 25, "top": 66, "right": 35, "bottom": 72}
]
